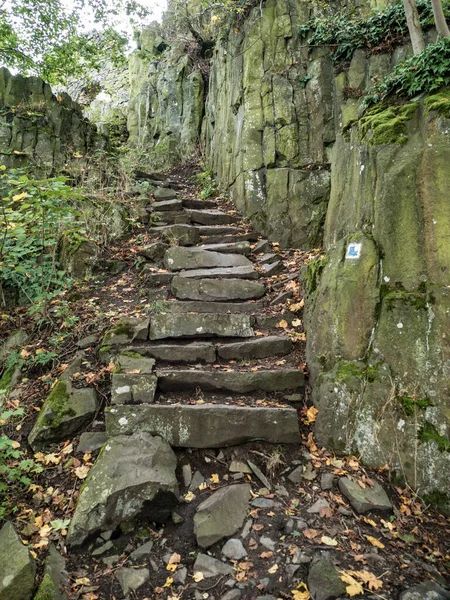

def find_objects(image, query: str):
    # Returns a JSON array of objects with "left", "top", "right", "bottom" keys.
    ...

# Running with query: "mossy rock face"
[
  {"left": 102, "top": 318, "right": 149, "bottom": 346},
  {"left": 357, "top": 102, "right": 419, "bottom": 146},
  {"left": 33, "top": 544, "right": 67, "bottom": 600},
  {"left": 424, "top": 88, "right": 450, "bottom": 119}
]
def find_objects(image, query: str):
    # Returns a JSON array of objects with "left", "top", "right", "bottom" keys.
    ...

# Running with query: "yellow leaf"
[
  {"left": 166, "top": 563, "right": 178, "bottom": 572},
  {"left": 267, "top": 564, "right": 279, "bottom": 574},
  {"left": 184, "top": 491, "right": 195, "bottom": 502},
  {"left": 306, "top": 406, "right": 318, "bottom": 424},
  {"left": 168, "top": 552, "right": 181, "bottom": 565},
  {"left": 277, "top": 319, "right": 288, "bottom": 329},
  {"left": 339, "top": 571, "right": 364, "bottom": 597},
  {"left": 163, "top": 576, "right": 174, "bottom": 588},
  {"left": 11, "top": 440, "right": 20, "bottom": 449},
  {"left": 62, "top": 443, "right": 74, "bottom": 454},
  {"left": 39, "top": 524, "right": 52, "bottom": 538},
  {"left": 365, "top": 535, "right": 385, "bottom": 549},
  {"left": 199, "top": 482, "right": 208, "bottom": 490},
  {"left": 210, "top": 473, "right": 220, "bottom": 484},
  {"left": 75, "top": 577, "right": 90, "bottom": 586},
  {"left": 12, "top": 191, "right": 27, "bottom": 201},
  {"left": 363, "top": 517, "right": 377, "bottom": 528},
  {"left": 354, "top": 570, "right": 383, "bottom": 591},
  {"left": 292, "top": 318, "right": 302, "bottom": 327},
  {"left": 321, "top": 536, "right": 338, "bottom": 547},
  {"left": 292, "top": 582, "right": 311, "bottom": 600},
  {"left": 75, "top": 465, "right": 90, "bottom": 479},
  {"left": 193, "top": 572, "right": 205, "bottom": 582},
  {"left": 211, "top": 14, "right": 219, "bottom": 23}
]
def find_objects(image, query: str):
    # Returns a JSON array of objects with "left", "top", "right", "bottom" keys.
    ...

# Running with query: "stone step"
[
  {"left": 176, "top": 266, "right": 259, "bottom": 280},
  {"left": 153, "top": 187, "right": 178, "bottom": 201},
  {"left": 164, "top": 247, "right": 252, "bottom": 271},
  {"left": 156, "top": 368, "right": 305, "bottom": 392},
  {"left": 201, "top": 232, "right": 259, "bottom": 244},
  {"left": 154, "top": 224, "right": 200, "bottom": 246},
  {"left": 105, "top": 404, "right": 301, "bottom": 447},
  {"left": 163, "top": 300, "right": 264, "bottom": 314},
  {"left": 217, "top": 336, "right": 292, "bottom": 360},
  {"left": 182, "top": 199, "right": 217, "bottom": 210},
  {"left": 152, "top": 199, "right": 183, "bottom": 212},
  {"left": 196, "top": 226, "right": 244, "bottom": 237},
  {"left": 131, "top": 342, "right": 217, "bottom": 363},
  {"left": 153, "top": 211, "right": 190, "bottom": 225},
  {"left": 171, "top": 276, "right": 265, "bottom": 301},
  {"left": 187, "top": 209, "right": 240, "bottom": 226},
  {"left": 149, "top": 313, "right": 254, "bottom": 340},
  {"left": 199, "top": 241, "right": 251, "bottom": 255},
  {"left": 111, "top": 373, "right": 157, "bottom": 405}
]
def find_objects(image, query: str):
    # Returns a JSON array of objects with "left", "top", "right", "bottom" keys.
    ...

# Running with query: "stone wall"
[{"left": 0, "top": 68, "right": 103, "bottom": 172}]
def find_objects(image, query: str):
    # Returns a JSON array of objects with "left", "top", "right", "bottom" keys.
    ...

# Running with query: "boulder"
[
  {"left": 106, "top": 404, "right": 301, "bottom": 447},
  {"left": 194, "top": 484, "right": 251, "bottom": 547},
  {"left": 153, "top": 187, "right": 177, "bottom": 200},
  {"left": 67, "top": 432, "right": 179, "bottom": 546},
  {"left": 172, "top": 277, "right": 265, "bottom": 301},
  {"left": 164, "top": 247, "right": 252, "bottom": 271},
  {"left": 338, "top": 477, "right": 392, "bottom": 513},
  {"left": 159, "top": 224, "right": 200, "bottom": 246},
  {"left": 0, "top": 522, "right": 35, "bottom": 600},
  {"left": 149, "top": 312, "right": 254, "bottom": 340},
  {"left": 400, "top": 582, "right": 450, "bottom": 600},
  {"left": 138, "top": 242, "right": 168, "bottom": 262},
  {"left": 308, "top": 556, "right": 346, "bottom": 600},
  {"left": 33, "top": 545, "right": 67, "bottom": 600}
]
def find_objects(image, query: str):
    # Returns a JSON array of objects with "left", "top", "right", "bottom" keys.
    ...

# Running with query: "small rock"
[
  {"left": 220, "top": 591, "right": 242, "bottom": 600},
  {"left": 251, "top": 498, "right": 275, "bottom": 509},
  {"left": 232, "top": 473, "right": 245, "bottom": 480},
  {"left": 289, "top": 463, "right": 317, "bottom": 483},
  {"left": 284, "top": 393, "right": 303, "bottom": 402},
  {"left": 222, "top": 539, "right": 247, "bottom": 560},
  {"left": 229, "top": 460, "right": 252, "bottom": 474},
  {"left": 33, "top": 544, "right": 67, "bottom": 600},
  {"left": 116, "top": 567, "right": 150, "bottom": 595},
  {"left": 253, "top": 240, "right": 271, "bottom": 254},
  {"left": 174, "top": 567, "right": 188, "bottom": 585},
  {"left": 286, "top": 564, "right": 300, "bottom": 580},
  {"left": 285, "top": 519, "right": 294, "bottom": 534},
  {"left": 338, "top": 477, "right": 392, "bottom": 514},
  {"left": 247, "top": 461, "right": 271, "bottom": 490},
  {"left": 77, "top": 432, "right": 107, "bottom": 453},
  {"left": 320, "top": 473, "right": 335, "bottom": 491},
  {"left": 263, "top": 261, "right": 283, "bottom": 276},
  {"left": 292, "top": 549, "right": 312, "bottom": 564},
  {"left": 129, "top": 540, "right": 154, "bottom": 563},
  {"left": 307, "top": 498, "right": 331, "bottom": 514},
  {"left": 337, "top": 506, "right": 352, "bottom": 517},
  {"left": 241, "top": 519, "right": 253, "bottom": 539},
  {"left": 400, "top": 581, "right": 450, "bottom": 600},
  {"left": 308, "top": 556, "right": 346, "bottom": 600},
  {"left": 259, "top": 578, "right": 270, "bottom": 589},
  {"left": 189, "top": 470, "right": 205, "bottom": 491},
  {"left": 260, "top": 536, "right": 276, "bottom": 551},
  {"left": 182, "top": 464, "right": 192, "bottom": 487},
  {"left": 271, "top": 291, "right": 293, "bottom": 306},
  {"left": 193, "top": 553, "right": 233, "bottom": 578},
  {"left": 77, "top": 334, "right": 98, "bottom": 349},
  {"left": 92, "top": 541, "right": 114, "bottom": 556},
  {"left": 295, "top": 518, "right": 308, "bottom": 531},
  {"left": 102, "top": 554, "right": 119, "bottom": 566},
  {"left": 172, "top": 511, "right": 184, "bottom": 525},
  {"left": 139, "top": 241, "right": 168, "bottom": 262}
]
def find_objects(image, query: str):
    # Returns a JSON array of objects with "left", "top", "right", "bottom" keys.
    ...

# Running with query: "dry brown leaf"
[
  {"left": 365, "top": 536, "right": 385, "bottom": 549},
  {"left": 303, "top": 528, "right": 320, "bottom": 539},
  {"left": 305, "top": 406, "right": 318, "bottom": 424},
  {"left": 354, "top": 570, "right": 383, "bottom": 591},
  {"left": 277, "top": 319, "right": 288, "bottom": 329},
  {"left": 260, "top": 551, "right": 274, "bottom": 559},
  {"left": 321, "top": 536, "right": 338, "bottom": 547},
  {"left": 192, "top": 572, "right": 204, "bottom": 583}
]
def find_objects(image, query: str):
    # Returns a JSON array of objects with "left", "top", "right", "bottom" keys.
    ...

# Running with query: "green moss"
[
  {"left": 111, "top": 321, "right": 135, "bottom": 336},
  {"left": 121, "top": 351, "right": 143, "bottom": 359},
  {"left": 335, "top": 361, "right": 379, "bottom": 383},
  {"left": 419, "top": 421, "right": 450, "bottom": 452},
  {"left": 302, "top": 254, "right": 329, "bottom": 296},
  {"left": 358, "top": 102, "right": 419, "bottom": 145},
  {"left": 37, "top": 379, "right": 74, "bottom": 430},
  {"left": 423, "top": 490, "right": 450, "bottom": 515},
  {"left": 384, "top": 290, "right": 430, "bottom": 311},
  {"left": 424, "top": 88, "right": 450, "bottom": 118},
  {"left": 34, "top": 573, "right": 56, "bottom": 600},
  {"left": 99, "top": 345, "right": 112, "bottom": 354},
  {"left": 112, "top": 365, "right": 121, "bottom": 374},
  {"left": 397, "top": 395, "right": 432, "bottom": 416},
  {"left": 0, "top": 365, "right": 15, "bottom": 391}
]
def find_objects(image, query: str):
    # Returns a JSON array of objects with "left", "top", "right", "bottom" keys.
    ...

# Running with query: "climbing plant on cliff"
[{"left": 0, "top": 0, "right": 149, "bottom": 83}]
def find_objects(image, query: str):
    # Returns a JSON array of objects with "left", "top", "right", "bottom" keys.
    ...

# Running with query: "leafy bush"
[
  {"left": 299, "top": 0, "right": 449, "bottom": 63},
  {"left": 0, "top": 167, "right": 82, "bottom": 306},
  {"left": 193, "top": 169, "right": 218, "bottom": 199}
]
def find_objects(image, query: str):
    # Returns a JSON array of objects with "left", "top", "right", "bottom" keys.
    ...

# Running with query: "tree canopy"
[{"left": 0, "top": 0, "right": 150, "bottom": 84}]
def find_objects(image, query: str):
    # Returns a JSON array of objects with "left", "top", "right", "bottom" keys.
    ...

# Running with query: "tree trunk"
[
  {"left": 431, "top": 0, "right": 450, "bottom": 37},
  {"left": 403, "top": 0, "right": 425, "bottom": 53}
]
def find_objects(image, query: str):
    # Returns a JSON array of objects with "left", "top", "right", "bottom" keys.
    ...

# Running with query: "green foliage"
[
  {"left": 193, "top": 169, "right": 218, "bottom": 199},
  {"left": 0, "top": 408, "right": 43, "bottom": 519},
  {"left": 299, "top": 0, "right": 448, "bottom": 63},
  {"left": 397, "top": 395, "right": 432, "bottom": 416},
  {"left": 363, "top": 38, "right": 450, "bottom": 107},
  {"left": 357, "top": 102, "right": 419, "bottom": 145},
  {"left": 0, "top": 166, "right": 82, "bottom": 307},
  {"left": 419, "top": 421, "right": 450, "bottom": 451}
]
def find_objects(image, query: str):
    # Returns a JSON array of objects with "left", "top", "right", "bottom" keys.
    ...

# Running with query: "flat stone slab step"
[
  {"left": 201, "top": 232, "right": 259, "bottom": 244},
  {"left": 164, "top": 300, "right": 265, "bottom": 314},
  {"left": 182, "top": 199, "right": 217, "bottom": 210},
  {"left": 149, "top": 313, "right": 254, "bottom": 340},
  {"left": 153, "top": 187, "right": 178, "bottom": 200},
  {"left": 176, "top": 266, "right": 259, "bottom": 280},
  {"left": 172, "top": 277, "right": 265, "bottom": 301},
  {"left": 131, "top": 342, "right": 216, "bottom": 363},
  {"left": 164, "top": 247, "right": 252, "bottom": 271},
  {"left": 105, "top": 404, "right": 301, "bottom": 447},
  {"left": 152, "top": 199, "right": 183, "bottom": 211},
  {"left": 111, "top": 373, "right": 157, "bottom": 404},
  {"left": 199, "top": 241, "right": 251, "bottom": 255},
  {"left": 156, "top": 369, "right": 304, "bottom": 392},
  {"left": 196, "top": 226, "right": 244, "bottom": 237},
  {"left": 217, "top": 336, "right": 292, "bottom": 360},
  {"left": 187, "top": 209, "right": 240, "bottom": 226},
  {"left": 154, "top": 224, "right": 200, "bottom": 246},
  {"left": 153, "top": 211, "right": 190, "bottom": 225}
]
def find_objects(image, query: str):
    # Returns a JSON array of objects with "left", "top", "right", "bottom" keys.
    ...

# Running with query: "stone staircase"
[{"left": 102, "top": 177, "right": 305, "bottom": 450}]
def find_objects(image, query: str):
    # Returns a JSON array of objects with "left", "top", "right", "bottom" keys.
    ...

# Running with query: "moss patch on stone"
[
  {"left": 397, "top": 395, "right": 432, "bottom": 416},
  {"left": 38, "top": 379, "right": 73, "bottom": 430},
  {"left": 110, "top": 321, "right": 135, "bottom": 336},
  {"left": 34, "top": 573, "right": 56, "bottom": 600},
  {"left": 99, "top": 345, "right": 112, "bottom": 354},
  {"left": 358, "top": 102, "right": 419, "bottom": 146},
  {"left": 121, "top": 350, "right": 143, "bottom": 359},
  {"left": 419, "top": 421, "right": 450, "bottom": 452},
  {"left": 335, "top": 361, "right": 379, "bottom": 383},
  {"left": 0, "top": 365, "right": 15, "bottom": 391},
  {"left": 384, "top": 290, "right": 430, "bottom": 311},
  {"left": 424, "top": 89, "right": 450, "bottom": 119},
  {"left": 302, "top": 254, "right": 329, "bottom": 296}
]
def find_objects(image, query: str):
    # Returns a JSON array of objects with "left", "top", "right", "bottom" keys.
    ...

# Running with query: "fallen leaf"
[
  {"left": 292, "top": 318, "right": 302, "bottom": 327},
  {"left": 267, "top": 564, "right": 279, "bottom": 574},
  {"left": 303, "top": 528, "right": 320, "bottom": 539},
  {"left": 75, "top": 465, "right": 90, "bottom": 479},
  {"left": 321, "top": 536, "right": 338, "bottom": 546},
  {"left": 252, "top": 524, "right": 264, "bottom": 532},
  {"left": 168, "top": 552, "right": 181, "bottom": 565},
  {"left": 305, "top": 406, "right": 318, "bottom": 424},
  {"left": 292, "top": 582, "right": 311, "bottom": 600},
  {"left": 193, "top": 572, "right": 204, "bottom": 583},
  {"left": 260, "top": 551, "right": 274, "bottom": 559},
  {"left": 365, "top": 536, "right": 385, "bottom": 549},
  {"left": 339, "top": 571, "right": 364, "bottom": 597},
  {"left": 210, "top": 473, "right": 220, "bottom": 484},
  {"left": 166, "top": 563, "right": 178, "bottom": 572},
  {"left": 184, "top": 491, "right": 195, "bottom": 502},
  {"left": 277, "top": 319, "right": 288, "bottom": 329},
  {"left": 354, "top": 570, "right": 383, "bottom": 591},
  {"left": 163, "top": 576, "right": 174, "bottom": 587}
]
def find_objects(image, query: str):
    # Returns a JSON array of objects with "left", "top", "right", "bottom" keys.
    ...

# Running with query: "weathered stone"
[
  {"left": 200, "top": 241, "right": 251, "bottom": 255},
  {"left": 400, "top": 582, "right": 450, "bottom": 600},
  {"left": 156, "top": 369, "right": 304, "bottom": 392},
  {"left": 177, "top": 266, "right": 259, "bottom": 280},
  {"left": 165, "top": 300, "right": 264, "bottom": 314},
  {"left": 153, "top": 187, "right": 177, "bottom": 200},
  {"left": 172, "top": 276, "right": 265, "bottom": 301},
  {"left": 105, "top": 404, "right": 301, "bottom": 447},
  {"left": 33, "top": 544, "right": 67, "bottom": 600},
  {"left": 129, "top": 541, "right": 154, "bottom": 563},
  {"left": 102, "top": 318, "right": 149, "bottom": 345},
  {"left": 182, "top": 464, "right": 192, "bottom": 487},
  {"left": 173, "top": 566, "right": 187, "bottom": 584},
  {"left": 77, "top": 432, "right": 108, "bottom": 453},
  {"left": 251, "top": 497, "right": 275, "bottom": 509},
  {"left": 158, "top": 224, "right": 200, "bottom": 246},
  {"left": 153, "top": 210, "right": 190, "bottom": 224},
  {"left": 220, "top": 591, "right": 242, "bottom": 600},
  {"left": 263, "top": 260, "right": 284, "bottom": 276},
  {"left": 218, "top": 336, "right": 291, "bottom": 360},
  {"left": 139, "top": 242, "right": 168, "bottom": 262},
  {"left": 187, "top": 209, "right": 240, "bottom": 225},
  {"left": 257, "top": 253, "right": 280, "bottom": 265},
  {"left": 67, "top": 432, "right": 179, "bottom": 546},
  {"left": 196, "top": 225, "right": 243, "bottom": 236},
  {"left": 307, "top": 498, "right": 331, "bottom": 514},
  {"left": 222, "top": 538, "right": 247, "bottom": 560},
  {"left": 308, "top": 557, "right": 346, "bottom": 600},
  {"left": 0, "top": 330, "right": 28, "bottom": 362},
  {"left": 145, "top": 271, "right": 174, "bottom": 288},
  {"left": 0, "top": 522, "right": 36, "bottom": 600},
  {"left": 247, "top": 461, "right": 272, "bottom": 490},
  {"left": 189, "top": 470, "right": 205, "bottom": 491},
  {"left": 116, "top": 567, "right": 150, "bottom": 595},
  {"left": 229, "top": 460, "right": 252, "bottom": 474},
  {"left": 182, "top": 198, "right": 217, "bottom": 209},
  {"left": 115, "top": 353, "right": 155, "bottom": 374},
  {"left": 149, "top": 313, "right": 254, "bottom": 340},
  {"left": 203, "top": 232, "right": 259, "bottom": 244},
  {"left": 260, "top": 536, "right": 276, "bottom": 551},
  {"left": 164, "top": 247, "right": 252, "bottom": 271},
  {"left": 193, "top": 553, "right": 234, "bottom": 577},
  {"left": 77, "top": 334, "right": 98, "bottom": 349},
  {"left": 338, "top": 477, "right": 392, "bottom": 514},
  {"left": 253, "top": 240, "right": 271, "bottom": 254},
  {"left": 194, "top": 484, "right": 251, "bottom": 547},
  {"left": 132, "top": 341, "right": 216, "bottom": 363},
  {"left": 152, "top": 199, "right": 183, "bottom": 211},
  {"left": 111, "top": 373, "right": 157, "bottom": 404},
  {"left": 320, "top": 473, "right": 335, "bottom": 491}
]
